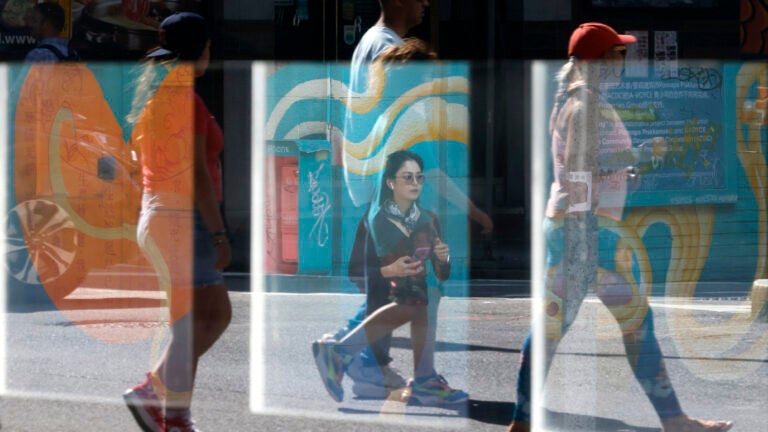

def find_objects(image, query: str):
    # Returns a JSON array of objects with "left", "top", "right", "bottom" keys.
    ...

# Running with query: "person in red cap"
[{"left": 506, "top": 22, "right": 733, "bottom": 432}]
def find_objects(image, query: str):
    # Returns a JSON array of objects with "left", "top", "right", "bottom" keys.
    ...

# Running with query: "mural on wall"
[
  {"left": 6, "top": 57, "right": 765, "bottom": 359},
  {"left": 264, "top": 61, "right": 472, "bottom": 289},
  {"left": 734, "top": 61, "right": 768, "bottom": 280},
  {"left": 7, "top": 62, "right": 174, "bottom": 344},
  {"left": 740, "top": 0, "right": 768, "bottom": 55},
  {"left": 615, "top": 60, "right": 768, "bottom": 379},
  {"left": 5, "top": 59, "right": 471, "bottom": 347}
]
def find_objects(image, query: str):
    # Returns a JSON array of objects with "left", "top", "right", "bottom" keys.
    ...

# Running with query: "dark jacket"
[{"left": 348, "top": 208, "right": 391, "bottom": 314}]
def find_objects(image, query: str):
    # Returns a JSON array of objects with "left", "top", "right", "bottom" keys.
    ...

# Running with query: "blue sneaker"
[
  {"left": 407, "top": 373, "right": 469, "bottom": 407},
  {"left": 312, "top": 340, "right": 348, "bottom": 402}
]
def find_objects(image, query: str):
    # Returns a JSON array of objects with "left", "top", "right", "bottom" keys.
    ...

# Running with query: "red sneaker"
[{"left": 123, "top": 372, "right": 165, "bottom": 432}]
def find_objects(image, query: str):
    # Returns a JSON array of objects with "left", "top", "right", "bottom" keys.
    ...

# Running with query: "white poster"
[
  {"left": 654, "top": 31, "right": 678, "bottom": 79},
  {"left": 625, "top": 30, "right": 649, "bottom": 78}
]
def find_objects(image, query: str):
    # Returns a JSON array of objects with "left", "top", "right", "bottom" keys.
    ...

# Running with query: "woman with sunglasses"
[
  {"left": 312, "top": 149, "right": 467, "bottom": 406},
  {"left": 507, "top": 22, "right": 732, "bottom": 432}
]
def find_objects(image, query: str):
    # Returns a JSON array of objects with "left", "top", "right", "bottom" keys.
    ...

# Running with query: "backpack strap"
[{"left": 37, "top": 43, "right": 80, "bottom": 61}]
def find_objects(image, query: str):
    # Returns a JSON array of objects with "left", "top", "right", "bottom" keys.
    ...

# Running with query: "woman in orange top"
[{"left": 122, "top": 12, "right": 231, "bottom": 432}]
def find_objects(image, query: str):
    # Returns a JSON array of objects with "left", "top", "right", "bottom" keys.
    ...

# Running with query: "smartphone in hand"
[{"left": 411, "top": 246, "right": 431, "bottom": 262}]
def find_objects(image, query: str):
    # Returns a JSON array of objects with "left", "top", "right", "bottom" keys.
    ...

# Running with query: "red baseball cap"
[{"left": 568, "top": 22, "right": 637, "bottom": 60}]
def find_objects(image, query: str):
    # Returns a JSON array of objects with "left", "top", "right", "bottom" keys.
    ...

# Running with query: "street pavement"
[{"left": 0, "top": 276, "right": 765, "bottom": 431}]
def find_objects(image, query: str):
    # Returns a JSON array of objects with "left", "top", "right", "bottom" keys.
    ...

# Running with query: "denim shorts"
[{"left": 193, "top": 210, "right": 225, "bottom": 287}]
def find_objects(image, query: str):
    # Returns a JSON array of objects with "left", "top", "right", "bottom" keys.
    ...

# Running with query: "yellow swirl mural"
[{"left": 266, "top": 63, "right": 470, "bottom": 175}]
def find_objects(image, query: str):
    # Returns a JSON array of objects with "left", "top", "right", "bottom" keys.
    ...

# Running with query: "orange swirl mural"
[
  {"left": 10, "top": 63, "right": 165, "bottom": 344},
  {"left": 741, "top": 0, "right": 768, "bottom": 54}
]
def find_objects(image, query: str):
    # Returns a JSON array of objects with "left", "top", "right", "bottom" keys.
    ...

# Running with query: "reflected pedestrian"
[
  {"left": 122, "top": 12, "right": 231, "bottom": 432},
  {"left": 321, "top": 0, "right": 431, "bottom": 400},
  {"left": 340, "top": 38, "right": 441, "bottom": 401},
  {"left": 507, "top": 22, "right": 733, "bottom": 432},
  {"left": 313, "top": 150, "right": 468, "bottom": 406},
  {"left": 24, "top": 2, "right": 79, "bottom": 62},
  {"left": 322, "top": 0, "right": 492, "bottom": 400}
]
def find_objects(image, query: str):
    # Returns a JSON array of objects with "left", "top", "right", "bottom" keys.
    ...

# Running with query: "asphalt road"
[{"left": 0, "top": 279, "right": 765, "bottom": 431}]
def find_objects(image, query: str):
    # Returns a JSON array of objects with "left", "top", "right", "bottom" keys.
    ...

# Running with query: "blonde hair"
[
  {"left": 378, "top": 37, "right": 437, "bottom": 64},
  {"left": 548, "top": 57, "right": 601, "bottom": 132},
  {"left": 126, "top": 59, "right": 175, "bottom": 126},
  {"left": 367, "top": 37, "right": 437, "bottom": 90}
]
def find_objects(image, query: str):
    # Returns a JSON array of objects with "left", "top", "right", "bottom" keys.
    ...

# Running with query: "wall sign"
[{"left": 605, "top": 60, "right": 736, "bottom": 206}]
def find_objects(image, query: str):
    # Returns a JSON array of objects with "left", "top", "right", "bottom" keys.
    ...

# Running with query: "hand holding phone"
[{"left": 389, "top": 256, "right": 423, "bottom": 277}]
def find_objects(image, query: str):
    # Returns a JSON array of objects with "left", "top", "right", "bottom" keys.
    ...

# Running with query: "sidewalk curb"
[
  {"left": 223, "top": 274, "right": 752, "bottom": 299},
  {"left": 224, "top": 273, "right": 533, "bottom": 297}
]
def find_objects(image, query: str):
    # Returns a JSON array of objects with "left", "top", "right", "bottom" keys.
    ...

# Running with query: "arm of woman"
[
  {"left": 194, "top": 133, "right": 231, "bottom": 269},
  {"left": 424, "top": 167, "right": 493, "bottom": 234}
]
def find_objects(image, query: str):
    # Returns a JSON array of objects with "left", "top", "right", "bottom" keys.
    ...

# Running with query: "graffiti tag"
[
  {"left": 308, "top": 163, "right": 331, "bottom": 248},
  {"left": 660, "top": 66, "right": 722, "bottom": 90}
]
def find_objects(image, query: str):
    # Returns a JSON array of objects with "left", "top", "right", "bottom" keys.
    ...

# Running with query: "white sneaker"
[
  {"left": 347, "top": 357, "right": 406, "bottom": 398},
  {"left": 320, "top": 327, "right": 348, "bottom": 344},
  {"left": 381, "top": 365, "right": 407, "bottom": 388}
]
